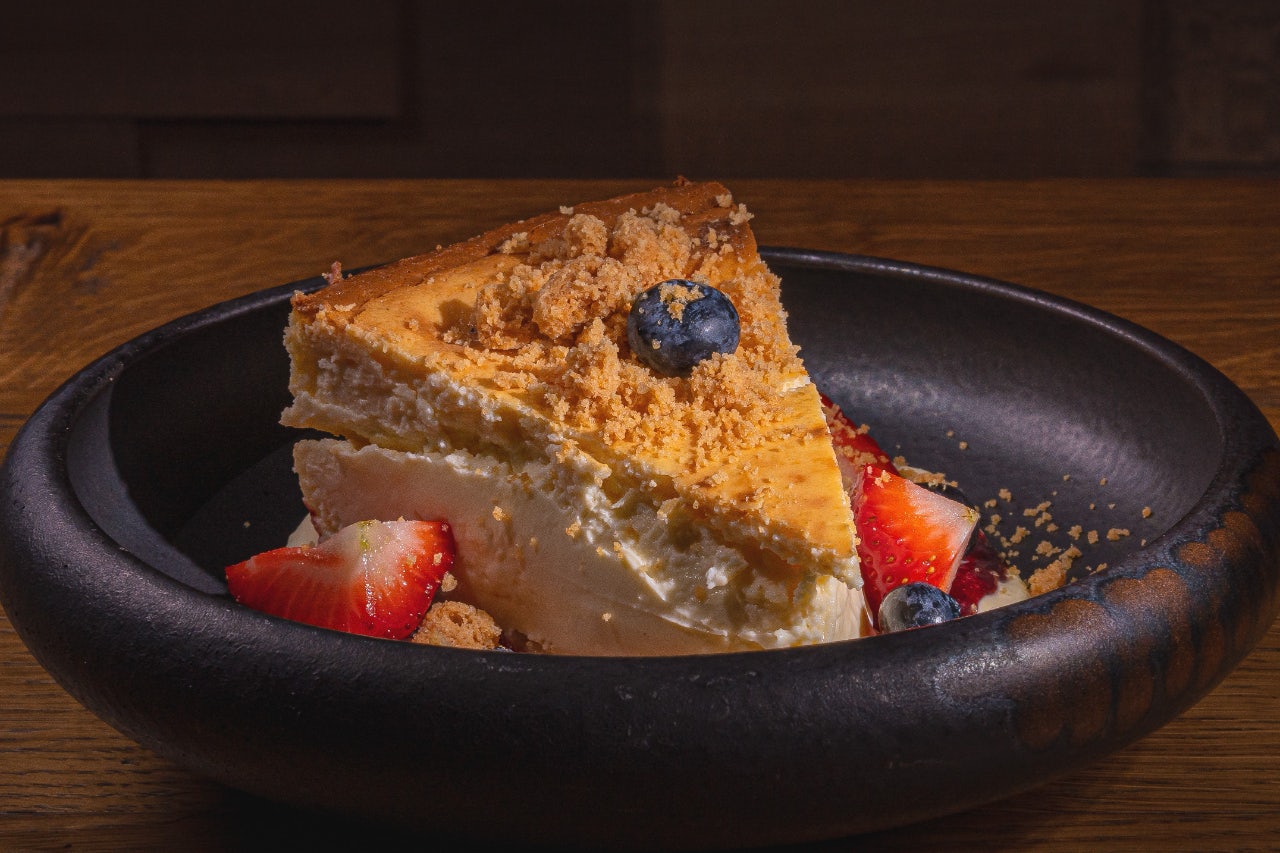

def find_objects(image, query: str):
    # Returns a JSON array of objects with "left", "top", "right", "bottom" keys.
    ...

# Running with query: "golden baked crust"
[{"left": 284, "top": 180, "right": 858, "bottom": 580}]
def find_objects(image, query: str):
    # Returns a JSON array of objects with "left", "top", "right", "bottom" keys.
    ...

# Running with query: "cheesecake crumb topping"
[
  {"left": 448, "top": 195, "right": 803, "bottom": 468},
  {"left": 656, "top": 280, "right": 704, "bottom": 321}
]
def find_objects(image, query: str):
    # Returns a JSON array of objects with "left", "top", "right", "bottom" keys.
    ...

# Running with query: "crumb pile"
[
  {"left": 437, "top": 195, "right": 805, "bottom": 471},
  {"left": 977, "top": 481, "right": 1155, "bottom": 595},
  {"left": 413, "top": 599, "right": 503, "bottom": 649}
]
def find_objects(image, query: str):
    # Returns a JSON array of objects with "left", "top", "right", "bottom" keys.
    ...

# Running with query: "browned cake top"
[{"left": 290, "top": 179, "right": 857, "bottom": 569}]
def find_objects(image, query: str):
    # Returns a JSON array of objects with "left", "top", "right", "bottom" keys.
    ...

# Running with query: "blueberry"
[
  {"left": 878, "top": 582, "right": 962, "bottom": 633},
  {"left": 626, "top": 280, "right": 739, "bottom": 377}
]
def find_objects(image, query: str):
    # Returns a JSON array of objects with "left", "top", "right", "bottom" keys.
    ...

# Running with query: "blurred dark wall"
[{"left": 1, "top": 0, "right": 1276, "bottom": 179}]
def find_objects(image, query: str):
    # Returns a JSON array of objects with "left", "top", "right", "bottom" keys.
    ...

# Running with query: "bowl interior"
[
  {"left": 66, "top": 289, "right": 309, "bottom": 594},
  {"left": 68, "top": 254, "right": 1222, "bottom": 599},
  {"left": 788, "top": 255, "right": 1222, "bottom": 578}
]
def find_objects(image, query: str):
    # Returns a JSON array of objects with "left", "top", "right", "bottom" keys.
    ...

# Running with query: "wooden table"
[{"left": 1, "top": 180, "right": 1277, "bottom": 850}]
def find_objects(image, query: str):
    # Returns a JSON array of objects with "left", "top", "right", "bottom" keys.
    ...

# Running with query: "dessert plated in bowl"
[
  {"left": 280, "top": 181, "right": 869, "bottom": 654},
  {"left": 1, "top": 185, "right": 1278, "bottom": 849}
]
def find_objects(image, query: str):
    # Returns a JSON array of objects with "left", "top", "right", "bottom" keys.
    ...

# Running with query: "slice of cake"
[{"left": 282, "top": 180, "right": 870, "bottom": 655}]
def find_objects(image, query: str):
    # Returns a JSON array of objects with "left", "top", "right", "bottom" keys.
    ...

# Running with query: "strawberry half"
[
  {"left": 820, "top": 394, "right": 897, "bottom": 484},
  {"left": 852, "top": 464, "right": 978, "bottom": 627},
  {"left": 225, "top": 519, "right": 455, "bottom": 639}
]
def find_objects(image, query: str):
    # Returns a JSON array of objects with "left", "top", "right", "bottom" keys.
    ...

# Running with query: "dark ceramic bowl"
[{"left": 2, "top": 250, "right": 1278, "bottom": 850}]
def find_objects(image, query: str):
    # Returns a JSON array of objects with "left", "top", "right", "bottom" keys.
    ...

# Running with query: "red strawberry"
[
  {"left": 820, "top": 394, "right": 897, "bottom": 483},
  {"left": 949, "top": 530, "right": 1010, "bottom": 616},
  {"left": 852, "top": 464, "right": 978, "bottom": 626},
  {"left": 225, "top": 519, "right": 455, "bottom": 639}
]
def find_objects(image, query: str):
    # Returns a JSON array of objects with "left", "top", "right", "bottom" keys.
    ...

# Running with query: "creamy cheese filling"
[
  {"left": 294, "top": 438, "right": 870, "bottom": 656},
  {"left": 976, "top": 575, "right": 1030, "bottom": 612}
]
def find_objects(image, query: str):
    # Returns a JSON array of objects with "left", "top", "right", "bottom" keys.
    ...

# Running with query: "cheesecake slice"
[{"left": 282, "top": 180, "right": 869, "bottom": 655}]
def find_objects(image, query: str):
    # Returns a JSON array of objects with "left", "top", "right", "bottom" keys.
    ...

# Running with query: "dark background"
[{"left": 2, "top": 0, "right": 1277, "bottom": 179}]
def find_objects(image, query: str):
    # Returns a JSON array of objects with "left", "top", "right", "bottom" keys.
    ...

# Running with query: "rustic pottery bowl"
[{"left": 2, "top": 249, "right": 1278, "bottom": 850}]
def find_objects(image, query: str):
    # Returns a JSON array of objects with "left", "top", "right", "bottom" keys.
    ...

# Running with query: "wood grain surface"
[{"left": 1, "top": 179, "right": 1277, "bottom": 851}]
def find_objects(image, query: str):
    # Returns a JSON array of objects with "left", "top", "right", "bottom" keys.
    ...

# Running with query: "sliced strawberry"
[
  {"left": 820, "top": 394, "right": 897, "bottom": 484},
  {"left": 852, "top": 464, "right": 978, "bottom": 627},
  {"left": 225, "top": 519, "right": 455, "bottom": 639}
]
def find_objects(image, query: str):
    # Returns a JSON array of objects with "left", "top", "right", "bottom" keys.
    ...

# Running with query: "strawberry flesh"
[{"left": 225, "top": 519, "right": 455, "bottom": 639}]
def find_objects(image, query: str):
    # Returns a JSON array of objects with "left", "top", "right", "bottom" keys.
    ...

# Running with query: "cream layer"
[{"left": 294, "top": 438, "right": 871, "bottom": 656}]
